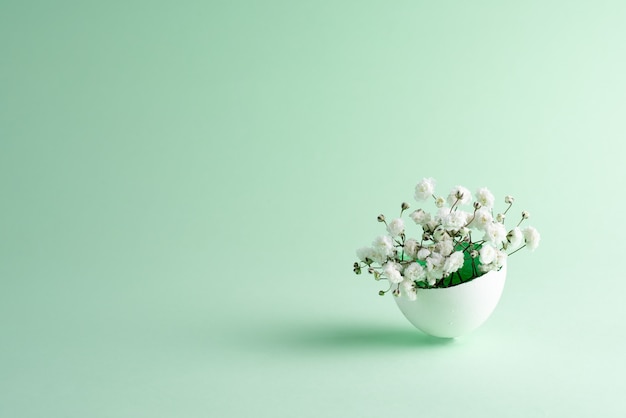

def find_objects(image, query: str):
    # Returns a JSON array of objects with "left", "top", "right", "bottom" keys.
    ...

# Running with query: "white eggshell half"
[{"left": 393, "top": 263, "right": 507, "bottom": 338}]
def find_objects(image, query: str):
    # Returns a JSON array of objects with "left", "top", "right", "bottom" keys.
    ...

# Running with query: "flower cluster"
[{"left": 353, "top": 178, "right": 540, "bottom": 301}]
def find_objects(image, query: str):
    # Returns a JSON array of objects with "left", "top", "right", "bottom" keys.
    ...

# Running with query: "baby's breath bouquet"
[{"left": 353, "top": 178, "right": 540, "bottom": 301}]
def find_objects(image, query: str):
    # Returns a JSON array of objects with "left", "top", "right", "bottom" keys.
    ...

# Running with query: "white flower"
[
  {"left": 506, "top": 227, "right": 523, "bottom": 249},
  {"left": 356, "top": 247, "right": 375, "bottom": 262},
  {"left": 523, "top": 226, "right": 541, "bottom": 251},
  {"left": 435, "top": 207, "right": 450, "bottom": 222},
  {"left": 479, "top": 244, "right": 497, "bottom": 265},
  {"left": 424, "top": 219, "right": 439, "bottom": 233},
  {"left": 495, "top": 249, "right": 507, "bottom": 268},
  {"left": 476, "top": 187, "right": 495, "bottom": 208},
  {"left": 447, "top": 186, "right": 472, "bottom": 206},
  {"left": 434, "top": 240, "right": 454, "bottom": 257},
  {"left": 383, "top": 262, "right": 403, "bottom": 284},
  {"left": 426, "top": 268, "right": 443, "bottom": 286},
  {"left": 435, "top": 196, "right": 446, "bottom": 208},
  {"left": 479, "top": 247, "right": 506, "bottom": 273},
  {"left": 471, "top": 207, "right": 493, "bottom": 230},
  {"left": 404, "top": 262, "right": 425, "bottom": 281},
  {"left": 483, "top": 222, "right": 507, "bottom": 246},
  {"left": 443, "top": 251, "right": 465, "bottom": 274},
  {"left": 479, "top": 263, "right": 497, "bottom": 273},
  {"left": 417, "top": 248, "right": 430, "bottom": 260},
  {"left": 414, "top": 178, "right": 435, "bottom": 201},
  {"left": 441, "top": 210, "right": 470, "bottom": 231},
  {"left": 371, "top": 235, "right": 394, "bottom": 263},
  {"left": 426, "top": 252, "right": 444, "bottom": 271},
  {"left": 409, "top": 209, "right": 431, "bottom": 225},
  {"left": 401, "top": 279, "right": 417, "bottom": 301},
  {"left": 403, "top": 239, "right": 418, "bottom": 259},
  {"left": 386, "top": 218, "right": 405, "bottom": 237},
  {"left": 432, "top": 226, "right": 450, "bottom": 242}
]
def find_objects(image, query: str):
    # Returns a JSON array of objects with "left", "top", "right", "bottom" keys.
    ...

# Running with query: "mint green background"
[{"left": 2, "top": 1, "right": 625, "bottom": 417}]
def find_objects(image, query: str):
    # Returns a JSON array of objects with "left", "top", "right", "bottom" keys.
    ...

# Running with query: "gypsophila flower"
[
  {"left": 383, "top": 262, "right": 403, "bottom": 284},
  {"left": 353, "top": 177, "right": 539, "bottom": 294},
  {"left": 401, "top": 279, "right": 417, "bottom": 301},
  {"left": 424, "top": 219, "right": 439, "bottom": 233},
  {"left": 522, "top": 226, "right": 540, "bottom": 251},
  {"left": 476, "top": 187, "right": 495, "bottom": 208},
  {"left": 426, "top": 268, "right": 443, "bottom": 286},
  {"left": 432, "top": 226, "right": 450, "bottom": 242},
  {"left": 417, "top": 248, "right": 430, "bottom": 261},
  {"left": 479, "top": 262, "right": 498, "bottom": 273},
  {"left": 441, "top": 210, "right": 470, "bottom": 231},
  {"left": 484, "top": 222, "right": 507, "bottom": 246},
  {"left": 434, "top": 240, "right": 454, "bottom": 257},
  {"left": 495, "top": 249, "right": 507, "bottom": 268},
  {"left": 403, "top": 239, "right": 418, "bottom": 259},
  {"left": 471, "top": 207, "right": 493, "bottom": 231},
  {"left": 436, "top": 207, "right": 450, "bottom": 222},
  {"left": 506, "top": 227, "right": 523, "bottom": 249},
  {"left": 386, "top": 218, "right": 405, "bottom": 237},
  {"left": 426, "top": 252, "right": 444, "bottom": 271},
  {"left": 404, "top": 262, "right": 425, "bottom": 282},
  {"left": 443, "top": 251, "right": 465, "bottom": 274},
  {"left": 479, "top": 244, "right": 497, "bottom": 265},
  {"left": 409, "top": 209, "right": 431, "bottom": 225},
  {"left": 356, "top": 247, "right": 375, "bottom": 263},
  {"left": 372, "top": 235, "right": 394, "bottom": 263},
  {"left": 414, "top": 178, "right": 436, "bottom": 201},
  {"left": 447, "top": 186, "right": 472, "bottom": 206}
]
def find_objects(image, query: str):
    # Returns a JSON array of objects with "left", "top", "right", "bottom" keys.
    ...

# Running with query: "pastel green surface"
[{"left": 2, "top": 1, "right": 625, "bottom": 416}]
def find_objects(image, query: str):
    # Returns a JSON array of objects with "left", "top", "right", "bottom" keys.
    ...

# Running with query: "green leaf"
[
  {"left": 442, "top": 275, "right": 451, "bottom": 287},
  {"left": 416, "top": 281, "right": 429, "bottom": 289}
]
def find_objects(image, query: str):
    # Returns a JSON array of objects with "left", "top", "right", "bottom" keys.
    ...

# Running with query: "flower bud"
[
  {"left": 377, "top": 214, "right": 385, "bottom": 222},
  {"left": 368, "top": 267, "right": 375, "bottom": 274},
  {"left": 473, "top": 201, "right": 481, "bottom": 210},
  {"left": 522, "top": 211, "right": 530, "bottom": 219},
  {"left": 496, "top": 213, "right": 505, "bottom": 223},
  {"left": 378, "top": 290, "right": 385, "bottom": 296},
  {"left": 505, "top": 195, "right": 514, "bottom": 204},
  {"left": 433, "top": 227, "right": 449, "bottom": 242},
  {"left": 353, "top": 262, "right": 359, "bottom": 269},
  {"left": 470, "top": 250, "right": 479, "bottom": 258},
  {"left": 401, "top": 202, "right": 410, "bottom": 211},
  {"left": 392, "top": 288, "right": 400, "bottom": 297}
]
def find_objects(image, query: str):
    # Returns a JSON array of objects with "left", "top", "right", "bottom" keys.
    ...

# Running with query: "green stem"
[
  {"left": 503, "top": 202, "right": 513, "bottom": 215},
  {"left": 449, "top": 197, "right": 460, "bottom": 212},
  {"left": 507, "top": 244, "right": 526, "bottom": 256}
]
